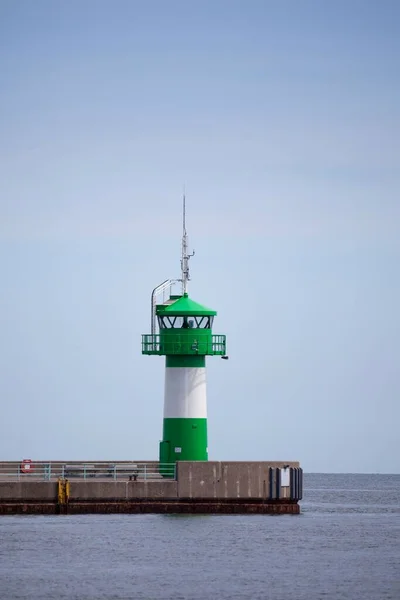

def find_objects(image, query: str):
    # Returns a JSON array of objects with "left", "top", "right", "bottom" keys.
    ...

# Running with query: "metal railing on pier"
[{"left": 0, "top": 461, "right": 176, "bottom": 481}]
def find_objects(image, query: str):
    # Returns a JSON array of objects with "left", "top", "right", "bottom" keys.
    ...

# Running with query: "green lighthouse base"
[{"left": 160, "top": 418, "right": 208, "bottom": 476}]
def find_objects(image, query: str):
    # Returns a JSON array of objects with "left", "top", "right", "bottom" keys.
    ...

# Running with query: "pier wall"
[
  {"left": 176, "top": 461, "right": 300, "bottom": 499},
  {"left": 0, "top": 461, "right": 302, "bottom": 515}
]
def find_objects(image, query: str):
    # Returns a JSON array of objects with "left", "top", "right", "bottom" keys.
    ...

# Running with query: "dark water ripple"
[{"left": 0, "top": 474, "right": 399, "bottom": 600}]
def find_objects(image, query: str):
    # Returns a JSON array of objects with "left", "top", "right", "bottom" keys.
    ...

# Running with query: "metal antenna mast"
[{"left": 180, "top": 193, "right": 194, "bottom": 295}]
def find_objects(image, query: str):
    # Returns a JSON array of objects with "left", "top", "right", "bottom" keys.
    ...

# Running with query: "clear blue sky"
[{"left": 0, "top": 1, "right": 399, "bottom": 472}]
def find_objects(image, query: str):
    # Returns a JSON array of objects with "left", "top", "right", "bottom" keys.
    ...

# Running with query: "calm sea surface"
[{"left": 0, "top": 473, "right": 399, "bottom": 600}]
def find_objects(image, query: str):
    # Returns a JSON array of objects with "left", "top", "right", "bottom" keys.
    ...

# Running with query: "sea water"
[{"left": 0, "top": 473, "right": 399, "bottom": 600}]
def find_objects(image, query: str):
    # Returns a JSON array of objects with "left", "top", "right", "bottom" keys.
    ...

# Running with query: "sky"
[{"left": 0, "top": 0, "right": 399, "bottom": 473}]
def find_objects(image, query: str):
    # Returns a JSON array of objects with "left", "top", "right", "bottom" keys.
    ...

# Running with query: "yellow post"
[
  {"left": 65, "top": 479, "right": 70, "bottom": 504},
  {"left": 57, "top": 477, "right": 65, "bottom": 505}
]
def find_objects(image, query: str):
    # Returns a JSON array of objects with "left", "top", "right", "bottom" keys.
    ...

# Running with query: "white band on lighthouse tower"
[{"left": 164, "top": 367, "right": 207, "bottom": 419}]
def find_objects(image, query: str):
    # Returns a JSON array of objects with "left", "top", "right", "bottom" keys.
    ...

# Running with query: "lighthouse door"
[{"left": 159, "top": 440, "right": 170, "bottom": 464}]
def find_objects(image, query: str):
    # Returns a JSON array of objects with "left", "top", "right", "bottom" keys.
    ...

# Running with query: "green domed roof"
[{"left": 156, "top": 293, "right": 217, "bottom": 316}]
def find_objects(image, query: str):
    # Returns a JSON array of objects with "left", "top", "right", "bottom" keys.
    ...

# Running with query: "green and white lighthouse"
[{"left": 141, "top": 198, "right": 227, "bottom": 467}]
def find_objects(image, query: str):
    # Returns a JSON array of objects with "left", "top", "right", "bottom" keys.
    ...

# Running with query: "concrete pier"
[{"left": 0, "top": 461, "right": 303, "bottom": 515}]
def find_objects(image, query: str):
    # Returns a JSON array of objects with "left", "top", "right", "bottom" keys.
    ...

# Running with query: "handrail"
[
  {"left": 0, "top": 461, "right": 176, "bottom": 481},
  {"left": 151, "top": 280, "right": 174, "bottom": 335}
]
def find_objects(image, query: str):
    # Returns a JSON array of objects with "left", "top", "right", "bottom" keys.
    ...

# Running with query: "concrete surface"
[{"left": 0, "top": 461, "right": 302, "bottom": 514}]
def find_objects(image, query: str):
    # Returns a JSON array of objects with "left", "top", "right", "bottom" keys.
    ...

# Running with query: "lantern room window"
[
  {"left": 157, "top": 315, "right": 214, "bottom": 329},
  {"left": 194, "top": 316, "right": 214, "bottom": 328}
]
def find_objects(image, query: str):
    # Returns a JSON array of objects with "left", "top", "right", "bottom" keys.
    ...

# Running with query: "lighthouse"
[{"left": 141, "top": 198, "right": 227, "bottom": 468}]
